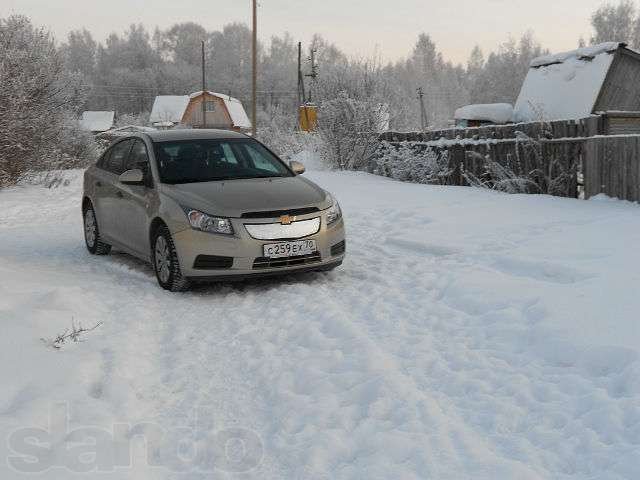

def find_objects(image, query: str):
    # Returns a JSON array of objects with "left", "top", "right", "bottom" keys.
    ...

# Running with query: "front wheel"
[
  {"left": 152, "top": 225, "right": 191, "bottom": 292},
  {"left": 84, "top": 204, "right": 111, "bottom": 255}
]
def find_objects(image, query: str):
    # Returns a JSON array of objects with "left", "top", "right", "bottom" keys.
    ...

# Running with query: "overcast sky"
[{"left": 3, "top": 0, "right": 606, "bottom": 64}]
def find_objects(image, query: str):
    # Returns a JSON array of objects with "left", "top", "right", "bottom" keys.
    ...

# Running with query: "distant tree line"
[
  {"left": 1, "top": 2, "right": 636, "bottom": 186},
  {"left": 58, "top": 21, "right": 550, "bottom": 131}
]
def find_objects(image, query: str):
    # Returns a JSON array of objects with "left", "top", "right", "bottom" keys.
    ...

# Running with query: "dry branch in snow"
[{"left": 41, "top": 319, "right": 103, "bottom": 350}]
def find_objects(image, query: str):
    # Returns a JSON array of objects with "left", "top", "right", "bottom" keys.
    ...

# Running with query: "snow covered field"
[{"left": 1, "top": 168, "right": 639, "bottom": 479}]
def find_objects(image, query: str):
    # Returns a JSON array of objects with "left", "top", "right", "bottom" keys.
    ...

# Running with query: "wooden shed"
[
  {"left": 149, "top": 91, "right": 251, "bottom": 132},
  {"left": 514, "top": 42, "right": 640, "bottom": 125}
]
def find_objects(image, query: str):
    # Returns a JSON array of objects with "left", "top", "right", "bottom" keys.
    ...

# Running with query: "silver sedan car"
[{"left": 82, "top": 130, "right": 345, "bottom": 291}]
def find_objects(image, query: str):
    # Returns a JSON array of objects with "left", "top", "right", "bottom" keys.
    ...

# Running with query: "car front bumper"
[{"left": 172, "top": 213, "right": 346, "bottom": 279}]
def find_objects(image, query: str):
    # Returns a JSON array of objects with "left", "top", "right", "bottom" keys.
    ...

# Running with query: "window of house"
[{"left": 205, "top": 101, "right": 216, "bottom": 112}]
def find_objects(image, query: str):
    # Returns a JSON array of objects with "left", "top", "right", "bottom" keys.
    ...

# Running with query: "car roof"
[{"left": 143, "top": 129, "right": 249, "bottom": 142}]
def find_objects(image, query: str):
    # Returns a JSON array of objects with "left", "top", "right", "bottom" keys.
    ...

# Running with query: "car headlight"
[
  {"left": 326, "top": 196, "right": 342, "bottom": 226},
  {"left": 182, "top": 207, "right": 234, "bottom": 235}
]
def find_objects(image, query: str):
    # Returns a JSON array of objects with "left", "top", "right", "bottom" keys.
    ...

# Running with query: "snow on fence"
[
  {"left": 375, "top": 116, "right": 640, "bottom": 202},
  {"left": 381, "top": 116, "right": 603, "bottom": 143}
]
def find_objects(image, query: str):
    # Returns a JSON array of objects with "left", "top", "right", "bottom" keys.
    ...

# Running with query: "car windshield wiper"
[
  {"left": 165, "top": 177, "right": 227, "bottom": 184},
  {"left": 227, "top": 174, "right": 287, "bottom": 180}
]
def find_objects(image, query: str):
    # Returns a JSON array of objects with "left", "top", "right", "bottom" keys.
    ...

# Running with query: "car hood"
[{"left": 160, "top": 176, "right": 331, "bottom": 218}]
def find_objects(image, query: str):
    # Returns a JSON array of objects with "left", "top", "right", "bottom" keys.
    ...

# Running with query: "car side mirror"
[
  {"left": 119, "top": 169, "right": 144, "bottom": 185},
  {"left": 289, "top": 160, "right": 306, "bottom": 175}
]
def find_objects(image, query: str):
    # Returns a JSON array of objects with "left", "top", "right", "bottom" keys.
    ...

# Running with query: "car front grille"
[
  {"left": 241, "top": 207, "right": 320, "bottom": 219},
  {"left": 244, "top": 218, "right": 321, "bottom": 240},
  {"left": 253, "top": 252, "right": 322, "bottom": 270},
  {"left": 193, "top": 255, "right": 234, "bottom": 270}
]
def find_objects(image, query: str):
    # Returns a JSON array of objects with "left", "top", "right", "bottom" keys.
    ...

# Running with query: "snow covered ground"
[{"left": 1, "top": 168, "right": 639, "bottom": 479}]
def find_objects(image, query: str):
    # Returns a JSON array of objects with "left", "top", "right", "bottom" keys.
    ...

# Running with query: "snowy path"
[{"left": 0, "top": 170, "right": 639, "bottom": 479}]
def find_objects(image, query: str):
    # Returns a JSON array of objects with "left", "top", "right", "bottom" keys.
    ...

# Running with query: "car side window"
[
  {"left": 125, "top": 140, "right": 150, "bottom": 171},
  {"left": 106, "top": 139, "right": 133, "bottom": 175},
  {"left": 96, "top": 148, "right": 111, "bottom": 170}
]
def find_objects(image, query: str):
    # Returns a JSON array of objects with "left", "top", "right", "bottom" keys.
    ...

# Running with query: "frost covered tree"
[
  {"left": 208, "top": 23, "right": 260, "bottom": 100},
  {"left": 156, "top": 22, "right": 207, "bottom": 66},
  {"left": 91, "top": 24, "right": 164, "bottom": 113},
  {"left": 261, "top": 32, "right": 297, "bottom": 110},
  {"left": 468, "top": 33, "right": 545, "bottom": 105},
  {"left": 466, "top": 45, "right": 486, "bottom": 103},
  {"left": 60, "top": 29, "right": 97, "bottom": 78},
  {"left": 0, "top": 15, "right": 85, "bottom": 186},
  {"left": 590, "top": 0, "right": 636, "bottom": 45}
]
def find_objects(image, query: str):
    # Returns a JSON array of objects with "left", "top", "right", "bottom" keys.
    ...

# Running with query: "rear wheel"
[
  {"left": 84, "top": 203, "right": 111, "bottom": 255},
  {"left": 152, "top": 225, "right": 191, "bottom": 292}
]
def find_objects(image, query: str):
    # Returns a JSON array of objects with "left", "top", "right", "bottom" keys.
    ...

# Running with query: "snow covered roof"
[
  {"left": 80, "top": 111, "right": 115, "bottom": 132},
  {"left": 530, "top": 42, "right": 622, "bottom": 68},
  {"left": 454, "top": 103, "right": 513, "bottom": 124},
  {"left": 149, "top": 92, "right": 252, "bottom": 129},
  {"left": 514, "top": 43, "right": 622, "bottom": 123},
  {"left": 224, "top": 96, "right": 252, "bottom": 129},
  {"left": 190, "top": 91, "right": 252, "bottom": 129},
  {"left": 149, "top": 96, "right": 190, "bottom": 124}
]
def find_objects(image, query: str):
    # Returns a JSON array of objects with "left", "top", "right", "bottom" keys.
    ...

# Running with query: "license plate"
[{"left": 263, "top": 240, "right": 317, "bottom": 258}]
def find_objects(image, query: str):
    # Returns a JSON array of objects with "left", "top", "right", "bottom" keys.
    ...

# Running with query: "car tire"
[
  {"left": 84, "top": 203, "right": 111, "bottom": 255},
  {"left": 152, "top": 224, "right": 191, "bottom": 292}
]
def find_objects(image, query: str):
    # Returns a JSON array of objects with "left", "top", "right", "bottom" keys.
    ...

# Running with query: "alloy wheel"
[
  {"left": 84, "top": 209, "right": 96, "bottom": 248},
  {"left": 155, "top": 235, "right": 171, "bottom": 284}
]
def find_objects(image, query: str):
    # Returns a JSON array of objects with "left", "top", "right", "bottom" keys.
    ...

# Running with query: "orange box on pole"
[{"left": 299, "top": 104, "right": 318, "bottom": 132}]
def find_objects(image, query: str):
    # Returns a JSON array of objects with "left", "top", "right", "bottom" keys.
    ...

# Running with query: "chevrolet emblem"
[{"left": 279, "top": 214, "right": 295, "bottom": 225}]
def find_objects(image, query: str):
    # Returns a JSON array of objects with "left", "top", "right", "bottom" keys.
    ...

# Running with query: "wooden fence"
[
  {"left": 376, "top": 135, "right": 583, "bottom": 198},
  {"left": 584, "top": 136, "right": 640, "bottom": 201},
  {"left": 377, "top": 115, "right": 640, "bottom": 203}
]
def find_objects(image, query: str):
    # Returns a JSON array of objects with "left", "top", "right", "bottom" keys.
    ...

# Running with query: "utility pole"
[
  {"left": 305, "top": 48, "right": 318, "bottom": 102},
  {"left": 298, "top": 42, "right": 305, "bottom": 105},
  {"left": 201, "top": 40, "right": 207, "bottom": 129},
  {"left": 417, "top": 87, "right": 427, "bottom": 131},
  {"left": 251, "top": 0, "right": 257, "bottom": 136}
]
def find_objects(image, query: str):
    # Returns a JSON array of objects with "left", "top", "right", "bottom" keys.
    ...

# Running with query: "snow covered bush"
[
  {"left": 374, "top": 142, "right": 452, "bottom": 184},
  {"left": 257, "top": 106, "right": 323, "bottom": 163},
  {"left": 316, "top": 92, "right": 384, "bottom": 170},
  {"left": 462, "top": 151, "right": 540, "bottom": 194},
  {"left": 515, "top": 131, "right": 577, "bottom": 197},
  {"left": 0, "top": 15, "right": 86, "bottom": 187}
]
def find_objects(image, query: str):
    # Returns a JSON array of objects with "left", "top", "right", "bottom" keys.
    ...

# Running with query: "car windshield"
[{"left": 153, "top": 138, "right": 293, "bottom": 184}]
